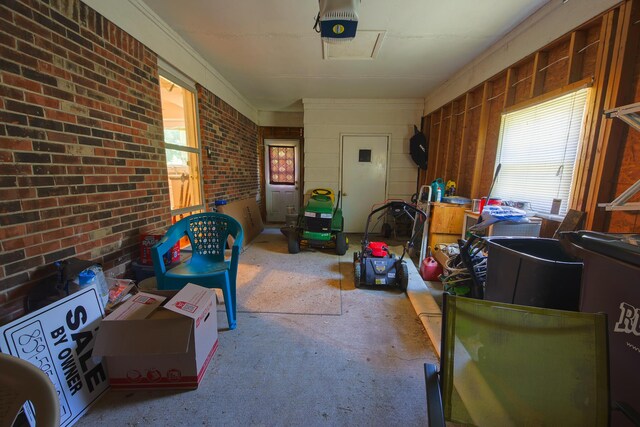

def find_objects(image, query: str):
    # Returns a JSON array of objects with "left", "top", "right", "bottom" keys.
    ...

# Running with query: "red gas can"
[{"left": 420, "top": 256, "right": 443, "bottom": 281}]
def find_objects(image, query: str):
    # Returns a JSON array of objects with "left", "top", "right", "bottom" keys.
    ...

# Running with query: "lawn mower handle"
[{"left": 362, "top": 201, "right": 427, "bottom": 247}]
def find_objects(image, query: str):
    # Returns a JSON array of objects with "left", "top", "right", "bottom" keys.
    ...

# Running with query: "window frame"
[
  {"left": 158, "top": 66, "right": 205, "bottom": 219},
  {"left": 492, "top": 87, "right": 590, "bottom": 216},
  {"left": 268, "top": 145, "right": 297, "bottom": 185}
]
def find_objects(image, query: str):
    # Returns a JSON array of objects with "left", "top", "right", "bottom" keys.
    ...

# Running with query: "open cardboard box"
[{"left": 94, "top": 283, "right": 218, "bottom": 390}]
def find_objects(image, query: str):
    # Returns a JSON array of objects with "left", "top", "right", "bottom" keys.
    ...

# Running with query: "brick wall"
[
  {"left": 0, "top": 0, "right": 172, "bottom": 322},
  {"left": 0, "top": 0, "right": 263, "bottom": 324},
  {"left": 198, "top": 85, "right": 261, "bottom": 207}
]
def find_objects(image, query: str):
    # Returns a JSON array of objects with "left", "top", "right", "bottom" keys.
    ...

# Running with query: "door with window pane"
[
  {"left": 265, "top": 140, "right": 300, "bottom": 222},
  {"left": 159, "top": 75, "right": 203, "bottom": 224}
]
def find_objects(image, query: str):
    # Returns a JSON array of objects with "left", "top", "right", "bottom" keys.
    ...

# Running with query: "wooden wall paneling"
[
  {"left": 605, "top": 0, "right": 640, "bottom": 233},
  {"left": 470, "top": 82, "right": 492, "bottom": 199},
  {"left": 514, "top": 59, "right": 534, "bottom": 104},
  {"left": 581, "top": 23, "right": 604, "bottom": 80},
  {"left": 567, "top": 30, "right": 588, "bottom": 84},
  {"left": 585, "top": 0, "right": 639, "bottom": 231},
  {"left": 462, "top": 90, "right": 482, "bottom": 198},
  {"left": 427, "top": 110, "right": 442, "bottom": 183},
  {"left": 446, "top": 100, "right": 462, "bottom": 181},
  {"left": 450, "top": 96, "right": 467, "bottom": 188},
  {"left": 611, "top": 30, "right": 640, "bottom": 232},
  {"left": 419, "top": 114, "right": 431, "bottom": 187},
  {"left": 503, "top": 78, "right": 593, "bottom": 115},
  {"left": 478, "top": 76, "right": 506, "bottom": 196},
  {"left": 455, "top": 93, "right": 471, "bottom": 189},
  {"left": 606, "top": 1, "right": 640, "bottom": 233},
  {"left": 571, "top": 13, "right": 616, "bottom": 212},
  {"left": 542, "top": 38, "right": 571, "bottom": 93},
  {"left": 434, "top": 109, "right": 443, "bottom": 182},
  {"left": 425, "top": 113, "right": 433, "bottom": 184},
  {"left": 435, "top": 105, "right": 451, "bottom": 180},
  {"left": 442, "top": 103, "right": 454, "bottom": 179},
  {"left": 504, "top": 67, "right": 517, "bottom": 109},
  {"left": 530, "top": 50, "right": 549, "bottom": 98}
]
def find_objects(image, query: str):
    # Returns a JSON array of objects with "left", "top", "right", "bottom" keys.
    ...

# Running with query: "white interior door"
[
  {"left": 265, "top": 140, "right": 300, "bottom": 222},
  {"left": 341, "top": 135, "right": 388, "bottom": 233}
]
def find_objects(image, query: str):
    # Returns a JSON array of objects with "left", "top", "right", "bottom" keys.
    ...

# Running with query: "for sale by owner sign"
[{"left": 0, "top": 284, "right": 109, "bottom": 426}]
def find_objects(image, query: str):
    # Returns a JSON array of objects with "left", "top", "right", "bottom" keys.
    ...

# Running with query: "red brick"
[
  {"left": 3, "top": 232, "right": 44, "bottom": 251},
  {"left": 84, "top": 176, "right": 109, "bottom": 184},
  {"left": 0, "top": 225, "right": 27, "bottom": 241},
  {"left": 0, "top": 187, "right": 37, "bottom": 199},
  {"left": 46, "top": 130, "right": 77, "bottom": 143},
  {"left": 2, "top": 73, "right": 43, "bottom": 93},
  {"left": 0, "top": 137, "right": 32, "bottom": 151},
  {"left": 58, "top": 195, "right": 88, "bottom": 206},
  {"left": 24, "top": 239, "right": 63, "bottom": 257},
  {"left": 13, "top": 13, "right": 53, "bottom": 40},
  {"left": 25, "top": 93, "right": 60, "bottom": 109},
  {"left": 73, "top": 222, "right": 100, "bottom": 235},
  {"left": 21, "top": 198, "right": 58, "bottom": 211}
]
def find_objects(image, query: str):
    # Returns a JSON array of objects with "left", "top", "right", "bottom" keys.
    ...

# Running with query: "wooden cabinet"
[{"left": 427, "top": 202, "right": 469, "bottom": 249}]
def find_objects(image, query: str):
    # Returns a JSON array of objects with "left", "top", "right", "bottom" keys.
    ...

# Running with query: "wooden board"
[
  {"left": 429, "top": 233, "right": 464, "bottom": 248},
  {"left": 218, "top": 198, "right": 265, "bottom": 245},
  {"left": 430, "top": 203, "right": 469, "bottom": 234},
  {"left": 553, "top": 209, "right": 586, "bottom": 238}
]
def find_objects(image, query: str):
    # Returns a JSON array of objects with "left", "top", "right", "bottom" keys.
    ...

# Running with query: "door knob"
[{"left": 343, "top": 192, "right": 347, "bottom": 196}]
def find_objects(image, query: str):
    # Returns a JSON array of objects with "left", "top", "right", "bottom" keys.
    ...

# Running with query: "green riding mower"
[{"left": 287, "top": 188, "right": 348, "bottom": 255}]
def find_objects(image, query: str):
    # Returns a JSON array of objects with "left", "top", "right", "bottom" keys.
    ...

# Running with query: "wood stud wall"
[{"left": 423, "top": 0, "right": 640, "bottom": 233}]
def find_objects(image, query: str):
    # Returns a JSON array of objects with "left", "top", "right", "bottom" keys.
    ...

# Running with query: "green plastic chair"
[
  {"left": 425, "top": 294, "right": 611, "bottom": 427},
  {"left": 151, "top": 212, "right": 243, "bottom": 329}
]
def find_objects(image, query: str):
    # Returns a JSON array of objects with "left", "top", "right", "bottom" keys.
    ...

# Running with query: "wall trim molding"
[
  {"left": 83, "top": 0, "right": 258, "bottom": 122},
  {"left": 303, "top": 98, "right": 425, "bottom": 111}
]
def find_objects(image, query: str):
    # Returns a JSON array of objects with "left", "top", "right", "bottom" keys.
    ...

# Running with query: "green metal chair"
[
  {"left": 151, "top": 212, "right": 243, "bottom": 329},
  {"left": 425, "top": 294, "right": 612, "bottom": 427}
]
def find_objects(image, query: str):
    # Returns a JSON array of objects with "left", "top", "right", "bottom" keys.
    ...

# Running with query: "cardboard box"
[
  {"left": 0, "top": 284, "right": 109, "bottom": 427},
  {"left": 94, "top": 283, "right": 218, "bottom": 390},
  {"left": 218, "top": 197, "right": 264, "bottom": 245},
  {"left": 139, "top": 234, "right": 180, "bottom": 265}
]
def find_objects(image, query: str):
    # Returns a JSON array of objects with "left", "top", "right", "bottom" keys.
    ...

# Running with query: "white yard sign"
[{"left": 0, "top": 285, "right": 109, "bottom": 426}]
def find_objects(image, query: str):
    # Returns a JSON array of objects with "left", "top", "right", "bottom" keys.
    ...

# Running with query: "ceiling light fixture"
[{"left": 313, "top": 0, "right": 361, "bottom": 43}]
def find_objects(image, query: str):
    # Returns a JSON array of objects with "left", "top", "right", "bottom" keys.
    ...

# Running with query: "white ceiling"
[{"left": 142, "top": 0, "right": 549, "bottom": 112}]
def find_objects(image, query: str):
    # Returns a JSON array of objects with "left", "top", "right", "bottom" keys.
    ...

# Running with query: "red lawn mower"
[{"left": 353, "top": 201, "right": 427, "bottom": 291}]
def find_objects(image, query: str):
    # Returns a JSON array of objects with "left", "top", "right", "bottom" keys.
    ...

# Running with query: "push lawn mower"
[
  {"left": 287, "top": 188, "right": 348, "bottom": 255},
  {"left": 354, "top": 201, "right": 427, "bottom": 290}
]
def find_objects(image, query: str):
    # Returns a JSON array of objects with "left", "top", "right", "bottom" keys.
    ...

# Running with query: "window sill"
[{"left": 534, "top": 212, "right": 565, "bottom": 222}]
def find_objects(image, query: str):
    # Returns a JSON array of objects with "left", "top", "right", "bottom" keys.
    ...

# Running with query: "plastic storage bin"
[{"left": 485, "top": 237, "right": 582, "bottom": 310}]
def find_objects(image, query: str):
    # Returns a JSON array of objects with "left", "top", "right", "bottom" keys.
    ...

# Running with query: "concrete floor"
[{"left": 76, "top": 229, "right": 439, "bottom": 426}]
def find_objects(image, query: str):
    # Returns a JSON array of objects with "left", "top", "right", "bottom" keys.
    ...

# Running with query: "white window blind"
[{"left": 493, "top": 88, "right": 589, "bottom": 216}]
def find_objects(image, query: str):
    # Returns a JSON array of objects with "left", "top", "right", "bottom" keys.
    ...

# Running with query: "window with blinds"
[{"left": 492, "top": 88, "right": 589, "bottom": 216}]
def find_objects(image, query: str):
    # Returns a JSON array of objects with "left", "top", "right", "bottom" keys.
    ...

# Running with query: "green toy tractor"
[{"left": 287, "top": 188, "right": 348, "bottom": 255}]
